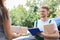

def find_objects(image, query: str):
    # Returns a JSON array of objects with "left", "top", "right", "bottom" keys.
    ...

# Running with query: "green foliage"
[
  {"left": 10, "top": 0, "right": 60, "bottom": 28},
  {"left": 10, "top": 5, "right": 39, "bottom": 28},
  {"left": 41, "top": 0, "right": 60, "bottom": 18},
  {"left": 10, "top": 5, "right": 27, "bottom": 26}
]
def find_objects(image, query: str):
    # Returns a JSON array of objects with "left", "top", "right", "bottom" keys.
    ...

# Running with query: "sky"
[{"left": 5, "top": 0, "right": 27, "bottom": 10}]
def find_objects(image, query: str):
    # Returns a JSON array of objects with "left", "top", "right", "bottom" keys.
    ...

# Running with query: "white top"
[{"left": 34, "top": 19, "right": 58, "bottom": 32}]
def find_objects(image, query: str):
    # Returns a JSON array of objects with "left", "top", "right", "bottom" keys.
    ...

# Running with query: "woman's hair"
[{"left": 0, "top": 0, "right": 9, "bottom": 20}]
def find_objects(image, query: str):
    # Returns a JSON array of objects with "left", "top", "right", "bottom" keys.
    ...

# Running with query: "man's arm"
[
  {"left": 41, "top": 31, "right": 59, "bottom": 39},
  {"left": 45, "top": 20, "right": 59, "bottom": 39},
  {"left": 39, "top": 20, "right": 59, "bottom": 39}
]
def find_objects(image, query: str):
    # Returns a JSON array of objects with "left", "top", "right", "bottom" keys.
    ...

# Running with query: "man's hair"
[{"left": 41, "top": 6, "right": 49, "bottom": 11}]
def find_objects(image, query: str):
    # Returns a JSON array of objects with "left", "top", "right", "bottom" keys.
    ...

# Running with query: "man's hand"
[
  {"left": 40, "top": 31, "right": 59, "bottom": 39},
  {"left": 37, "top": 32, "right": 49, "bottom": 38},
  {"left": 41, "top": 32, "right": 47, "bottom": 37},
  {"left": 37, "top": 32, "right": 45, "bottom": 37}
]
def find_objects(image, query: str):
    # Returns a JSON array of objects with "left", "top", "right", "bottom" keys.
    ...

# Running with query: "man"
[{"left": 34, "top": 6, "right": 59, "bottom": 40}]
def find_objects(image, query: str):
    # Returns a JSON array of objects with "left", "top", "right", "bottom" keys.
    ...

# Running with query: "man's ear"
[
  {"left": 47, "top": 11, "right": 50, "bottom": 17},
  {"left": 48, "top": 11, "right": 49, "bottom": 14}
]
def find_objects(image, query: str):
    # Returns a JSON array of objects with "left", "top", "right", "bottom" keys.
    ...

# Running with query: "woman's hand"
[{"left": 13, "top": 32, "right": 25, "bottom": 37}]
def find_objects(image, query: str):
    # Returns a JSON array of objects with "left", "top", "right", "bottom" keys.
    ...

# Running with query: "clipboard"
[{"left": 28, "top": 28, "right": 42, "bottom": 36}]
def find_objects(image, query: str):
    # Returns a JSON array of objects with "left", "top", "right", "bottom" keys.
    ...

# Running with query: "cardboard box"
[
  {"left": 20, "top": 27, "right": 28, "bottom": 35},
  {"left": 11, "top": 26, "right": 27, "bottom": 34},
  {"left": 11, "top": 26, "right": 21, "bottom": 33}
]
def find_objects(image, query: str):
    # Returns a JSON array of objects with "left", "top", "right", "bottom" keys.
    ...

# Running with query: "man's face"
[{"left": 40, "top": 8, "right": 49, "bottom": 18}]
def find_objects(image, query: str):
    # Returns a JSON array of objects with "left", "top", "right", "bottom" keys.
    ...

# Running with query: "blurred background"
[{"left": 5, "top": 0, "right": 60, "bottom": 28}]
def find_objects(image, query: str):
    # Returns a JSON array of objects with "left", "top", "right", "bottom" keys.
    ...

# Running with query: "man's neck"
[{"left": 41, "top": 17, "right": 48, "bottom": 22}]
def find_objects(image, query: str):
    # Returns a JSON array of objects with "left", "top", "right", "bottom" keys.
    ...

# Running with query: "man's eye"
[{"left": 41, "top": 11, "right": 45, "bottom": 12}]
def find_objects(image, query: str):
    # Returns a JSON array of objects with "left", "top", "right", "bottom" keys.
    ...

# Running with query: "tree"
[
  {"left": 10, "top": 4, "right": 39, "bottom": 28},
  {"left": 10, "top": 5, "right": 27, "bottom": 26},
  {"left": 40, "top": 0, "right": 60, "bottom": 18},
  {"left": 10, "top": 0, "right": 60, "bottom": 28}
]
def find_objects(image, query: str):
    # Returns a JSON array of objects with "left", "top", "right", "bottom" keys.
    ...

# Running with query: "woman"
[
  {"left": 34, "top": 6, "right": 59, "bottom": 40},
  {"left": 0, "top": 0, "right": 26, "bottom": 40}
]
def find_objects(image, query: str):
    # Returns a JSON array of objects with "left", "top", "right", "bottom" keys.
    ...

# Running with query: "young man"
[{"left": 34, "top": 6, "right": 59, "bottom": 40}]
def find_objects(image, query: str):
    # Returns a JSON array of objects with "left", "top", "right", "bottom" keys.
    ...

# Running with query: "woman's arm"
[{"left": 3, "top": 13, "right": 23, "bottom": 40}]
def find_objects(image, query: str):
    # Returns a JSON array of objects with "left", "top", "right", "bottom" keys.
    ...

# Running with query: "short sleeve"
[
  {"left": 52, "top": 19, "right": 58, "bottom": 31},
  {"left": 34, "top": 21, "right": 36, "bottom": 28}
]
